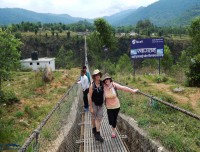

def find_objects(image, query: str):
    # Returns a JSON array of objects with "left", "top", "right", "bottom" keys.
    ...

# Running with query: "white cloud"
[{"left": 0, "top": 0, "right": 158, "bottom": 18}]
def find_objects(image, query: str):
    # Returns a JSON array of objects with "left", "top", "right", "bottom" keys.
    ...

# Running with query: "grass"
[
  {"left": 115, "top": 73, "right": 200, "bottom": 152},
  {"left": 198, "top": 100, "right": 200, "bottom": 108},
  {"left": 15, "top": 111, "right": 24, "bottom": 118},
  {"left": 0, "top": 68, "right": 79, "bottom": 146}
]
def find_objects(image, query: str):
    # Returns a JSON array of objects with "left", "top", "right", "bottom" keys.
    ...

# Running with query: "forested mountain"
[
  {"left": 105, "top": 0, "right": 200, "bottom": 26},
  {"left": 104, "top": 9, "right": 137, "bottom": 25},
  {"left": 0, "top": 8, "right": 84, "bottom": 25},
  {"left": 173, "top": 5, "right": 200, "bottom": 26},
  {"left": 1, "top": 0, "right": 200, "bottom": 26}
]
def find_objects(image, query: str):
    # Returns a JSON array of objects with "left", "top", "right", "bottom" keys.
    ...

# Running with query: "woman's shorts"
[{"left": 91, "top": 103, "right": 103, "bottom": 120}]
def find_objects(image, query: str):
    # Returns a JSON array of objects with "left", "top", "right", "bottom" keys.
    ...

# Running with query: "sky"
[{"left": 0, "top": 0, "right": 158, "bottom": 18}]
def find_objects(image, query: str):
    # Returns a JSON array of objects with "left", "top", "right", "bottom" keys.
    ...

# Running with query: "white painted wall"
[{"left": 21, "top": 58, "right": 55, "bottom": 71}]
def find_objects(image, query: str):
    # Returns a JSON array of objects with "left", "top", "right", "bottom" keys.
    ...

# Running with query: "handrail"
[
  {"left": 115, "top": 81, "right": 200, "bottom": 121},
  {"left": 139, "top": 91, "right": 200, "bottom": 121},
  {"left": 19, "top": 82, "right": 77, "bottom": 152}
]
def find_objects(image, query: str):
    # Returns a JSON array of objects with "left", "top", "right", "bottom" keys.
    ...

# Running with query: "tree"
[
  {"left": 141, "top": 45, "right": 173, "bottom": 72},
  {"left": 0, "top": 29, "right": 22, "bottom": 92},
  {"left": 51, "top": 27, "right": 55, "bottom": 36},
  {"left": 178, "top": 50, "right": 191, "bottom": 69},
  {"left": 87, "top": 31, "right": 103, "bottom": 67},
  {"left": 189, "top": 17, "right": 200, "bottom": 56},
  {"left": 55, "top": 46, "right": 66, "bottom": 68},
  {"left": 34, "top": 28, "right": 38, "bottom": 35},
  {"left": 94, "top": 18, "right": 116, "bottom": 51},
  {"left": 186, "top": 54, "right": 200, "bottom": 87},
  {"left": 161, "top": 45, "right": 173, "bottom": 71},
  {"left": 185, "top": 18, "right": 200, "bottom": 87},
  {"left": 67, "top": 31, "right": 70, "bottom": 39},
  {"left": 55, "top": 46, "right": 75, "bottom": 69},
  {"left": 136, "top": 19, "right": 154, "bottom": 36},
  {"left": 116, "top": 54, "right": 133, "bottom": 74},
  {"left": 136, "top": 19, "right": 153, "bottom": 29},
  {"left": 142, "top": 58, "right": 158, "bottom": 69}
]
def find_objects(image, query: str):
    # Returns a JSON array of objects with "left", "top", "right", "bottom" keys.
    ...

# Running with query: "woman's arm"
[
  {"left": 88, "top": 84, "right": 94, "bottom": 113},
  {"left": 113, "top": 82, "right": 139, "bottom": 93},
  {"left": 88, "top": 85, "right": 93, "bottom": 106}
]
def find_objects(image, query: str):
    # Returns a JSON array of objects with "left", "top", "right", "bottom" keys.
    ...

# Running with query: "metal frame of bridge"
[{"left": 77, "top": 106, "right": 129, "bottom": 152}]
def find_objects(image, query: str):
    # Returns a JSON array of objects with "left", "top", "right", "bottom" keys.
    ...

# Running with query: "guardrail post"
[{"left": 33, "top": 129, "right": 40, "bottom": 151}]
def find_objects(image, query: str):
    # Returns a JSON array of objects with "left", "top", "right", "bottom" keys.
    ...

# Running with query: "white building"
[
  {"left": 129, "top": 32, "right": 139, "bottom": 36},
  {"left": 20, "top": 57, "right": 55, "bottom": 71}
]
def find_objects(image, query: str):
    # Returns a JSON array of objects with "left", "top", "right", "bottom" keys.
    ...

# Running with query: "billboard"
[{"left": 130, "top": 38, "right": 164, "bottom": 59}]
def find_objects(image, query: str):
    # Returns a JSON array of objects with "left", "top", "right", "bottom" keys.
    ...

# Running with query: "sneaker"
[
  {"left": 111, "top": 133, "right": 116, "bottom": 138},
  {"left": 95, "top": 132, "right": 104, "bottom": 142}
]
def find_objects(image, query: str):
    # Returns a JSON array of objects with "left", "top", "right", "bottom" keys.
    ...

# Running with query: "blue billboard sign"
[{"left": 130, "top": 38, "right": 164, "bottom": 59}]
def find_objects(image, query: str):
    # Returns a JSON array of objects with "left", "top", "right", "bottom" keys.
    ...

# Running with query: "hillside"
[
  {"left": 105, "top": 0, "right": 200, "bottom": 26},
  {"left": 103, "top": 8, "right": 137, "bottom": 25},
  {"left": 173, "top": 5, "right": 200, "bottom": 26},
  {"left": 0, "top": 8, "right": 84, "bottom": 25},
  {"left": 1, "top": 0, "right": 200, "bottom": 26}
]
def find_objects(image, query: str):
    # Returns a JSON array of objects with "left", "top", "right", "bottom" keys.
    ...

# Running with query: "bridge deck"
[{"left": 83, "top": 107, "right": 128, "bottom": 152}]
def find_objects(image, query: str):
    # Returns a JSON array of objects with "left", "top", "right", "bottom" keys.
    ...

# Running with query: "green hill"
[
  {"left": 1, "top": 0, "right": 200, "bottom": 27},
  {"left": 105, "top": 0, "right": 200, "bottom": 26},
  {"left": 0, "top": 8, "right": 84, "bottom": 25}
]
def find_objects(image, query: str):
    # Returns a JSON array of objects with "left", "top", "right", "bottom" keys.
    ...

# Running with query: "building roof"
[{"left": 21, "top": 57, "right": 55, "bottom": 62}]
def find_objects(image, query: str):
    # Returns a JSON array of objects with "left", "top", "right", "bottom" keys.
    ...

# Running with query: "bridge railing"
[
  {"left": 19, "top": 83, "right": 82, "bottom": 152},
  {"left": 115, "top": 81, "right": 200, "bottom": 121}
]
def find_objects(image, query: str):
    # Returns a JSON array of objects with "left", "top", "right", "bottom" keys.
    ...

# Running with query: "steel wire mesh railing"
[
  {"left": 115, "top": 81, "right": 200, "bottom": 152},
  {"left": 19, "top": 83, "right": 83, "bottom": 152}
]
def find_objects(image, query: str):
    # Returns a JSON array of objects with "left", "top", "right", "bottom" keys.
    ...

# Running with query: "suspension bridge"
[{"left": 18, "top": 35, "right": 200, "bottom": 152}]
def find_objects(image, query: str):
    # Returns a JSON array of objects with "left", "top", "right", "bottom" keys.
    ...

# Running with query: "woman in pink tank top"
[{"left": 102, "top": 73, "right": 139, "bottom": 138}]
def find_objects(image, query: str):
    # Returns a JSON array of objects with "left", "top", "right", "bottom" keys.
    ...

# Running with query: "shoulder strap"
[
  {"left": 100, "top": 80, "right": 104, "bottom": 91},
  {"left": 92, "top": 81, "right": 95, "bottom": 91},
  {"left": 112, "top": 82, "right": 118, "bottom": 96},
  {"left": 112, "top": 83, "right": 115, "bottom": 89},
  {"left": 92, "top": 81, "right": 104, "bottom": 91},
  {"left": 100, "top": 80, "right": 103, "bottom": 86}
]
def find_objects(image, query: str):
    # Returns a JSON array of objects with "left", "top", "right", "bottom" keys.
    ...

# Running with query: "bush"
[
  {"left": 186, "top": 54, "right": 200, "bottom": 87},
  {"left": 14, "top": 32, "right": 22, "bottom": 39},
  {"left": 170, "top": 64, "right": 185, "bottom": 84},
  {"left": 116, "top": 54, "right": 133, "bottom": 74},
  {"left": 15, "top": 111, "right": 24, "bottom": 118},
  {"left": 66, "top": 64, "right": 72, "bottom": 70},
  {"left": 161, "top": 45, "right": 173, "bottom": 71},
  {"left": 142, "top": 58, "right": 158, "bottom": 69},
  {"left": 20, "top": 65, "right": 32, "bottom": 72},
  {"left": 138, "top": 117, "right": 150, "bottom": 127},
  {"left": 103, "top": 59, "right": 116, "bottom": 75},
  {"left": 153, "top": 74, "right": 168, "bottom": 83},
  {"left": 34, "top": 71, "right": 45, "bottom": 88},
  {"left": 163, "top": 133, "right": 193, "bottom": 152},
  {"left": 0, "top": 90, "right": 19, "bottom": 105},
  {"left": 24, "top": 105, "right": 34, "bottom": 118}
]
